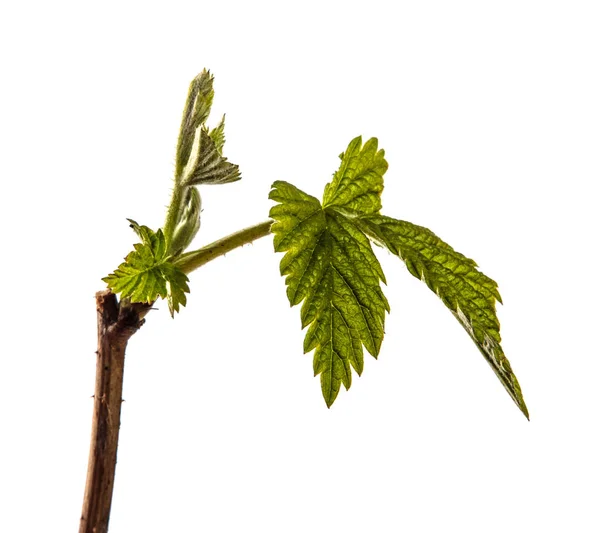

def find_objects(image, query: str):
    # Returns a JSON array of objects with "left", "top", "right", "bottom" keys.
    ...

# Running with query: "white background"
[{"left": 1, "top": 1, "right": 599, "bottom": 532}]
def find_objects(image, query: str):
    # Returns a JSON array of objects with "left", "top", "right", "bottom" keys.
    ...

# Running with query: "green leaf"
[
  {"left": 127, "top": 218, "right": 151, "bottom": 242},
  {"left": 269, "top": 178, "right": 389, "bottom": 407},
  {"left": 175, "top": 70, "right": 215, "bottom": 177},
  {"left": 162, "top": 262, "right": 190, "bottom": 316},
  {"left": 322, "top": 136, "right": 387, "bottom": 216},
  {"left": 170, "top": 187, "right": 202, "bottom": 255},
  {"left": 209, "top": 114, "right": 226, "bottom": 155},
  {"left": 103, "top": 223, "right": 190, "bottom": 317},
  {"left": 181, "top": 127, "right": 241, "bottom": 186},
  {"left": 357, "top": 215, "right": 529, "bottom": 419}
]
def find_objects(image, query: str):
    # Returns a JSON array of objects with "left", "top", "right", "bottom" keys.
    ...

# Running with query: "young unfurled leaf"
[
  {"left": 174, "top": 72, "right": 239, "bottom": 187},
  {"left": 181, "top": 127, "right": 241, "bottom": 186},
  {"left": 175, "top": 70, "right": 215, "bottom": 177},
  {"left": 209, "top": 114, "right": 226, "bottom": 155},
  {"left": 357, "top": 215, "right": 529, "bottom": 419},
  {"left": 164, "top": 71, "right": 241, "bottom": 259},
  {"left": 103, "top": 221, "right": 190, "bottom": 317},
  {"left": 170, "top": 187, "right": 202, "bottom": 256},
  {"left": 269, "top": 144, "right": 390, "bottom": 406}
]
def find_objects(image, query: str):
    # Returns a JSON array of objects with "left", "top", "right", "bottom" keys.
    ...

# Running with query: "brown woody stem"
[
  {"left": 79, "top": 291, "right": 151, "bottom": 533},
  {"left": 79, "top": 221, "right": 271, "bottom": 531}
]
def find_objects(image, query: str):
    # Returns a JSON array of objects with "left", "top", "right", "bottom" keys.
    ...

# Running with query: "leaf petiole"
[{"left": 173, "top": 220, "right": 273, "bottom": 275}]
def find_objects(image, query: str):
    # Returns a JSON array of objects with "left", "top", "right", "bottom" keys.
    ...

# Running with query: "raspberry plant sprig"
[{"left": 81, "top": 70, "right": 528, "bottom": 533}]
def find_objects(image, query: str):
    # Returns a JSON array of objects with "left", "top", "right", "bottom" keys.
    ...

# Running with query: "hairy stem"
[
  {"left": 174, "top": 220, "right": 272, "bottom": 274},
  {"left": 79, "top": 291, "right": 151, "bottom": 533},
  {"left": 163, "top": 184, "right": 185, "bottom": 252}
]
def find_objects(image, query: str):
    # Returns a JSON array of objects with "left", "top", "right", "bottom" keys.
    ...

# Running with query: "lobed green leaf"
[
  {"left": 357, "top": 215, "right": 528, "bottom": 419},
  {"left": 323, "top": 136, "right": 387, "bottom": 216},
  {"left": 269, "top": 172, "right": 389, "bottom": 407},
  {"left": 103, "top": 222, "right": 190, "bottom": 317}
]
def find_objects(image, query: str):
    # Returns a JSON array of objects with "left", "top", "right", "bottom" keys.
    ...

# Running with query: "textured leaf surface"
[
  {"left": 170, "top": 187, "right": 202, "bottom": 255},
  {"left": 182, "top": 127, "right": 240, "bottom": 186},
  {"left": 269, "top": 138, "right": 390, "bottom": 406},
  {"left": 323, "top": 136, "right": 387, "bottom": 215},
  {"left": 175, "top": 70, "right": 215, "bottom": 177},
  {"left": 103, "top": 221, "right": 190, "bottom": 317},
  {"left": 209, "top": 114, "right": 226, "bottom": 155},
  {"left": 357, "top": 215, "right": 529, "bottom": 418}
]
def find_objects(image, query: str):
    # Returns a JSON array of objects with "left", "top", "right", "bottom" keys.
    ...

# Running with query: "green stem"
[
  {"left": 163, "top": 184, "right": 185, "bottom": 251},
  {"left": 173, "top": 220, "right": 273, "bottom": 274}
]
